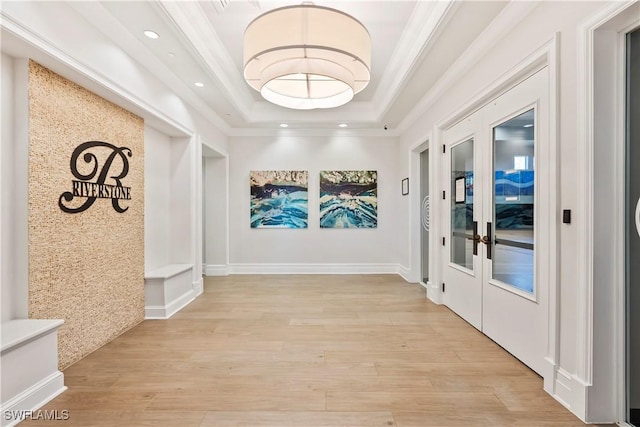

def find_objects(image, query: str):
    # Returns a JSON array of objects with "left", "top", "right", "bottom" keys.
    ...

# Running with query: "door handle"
[
  {"left": 635, "top": 197, "right": 640, "bottom": 238},
  {"left": 481, "top": 222, "right": 492, "bottom": 260},
  {"left": 472, "top": 221, "right": 480, "bottom": 255}
]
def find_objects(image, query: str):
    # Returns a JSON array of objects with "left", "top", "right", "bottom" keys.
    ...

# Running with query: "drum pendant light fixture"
[{"left": 243, "top": 4, "right": 371, "bottom": 110}]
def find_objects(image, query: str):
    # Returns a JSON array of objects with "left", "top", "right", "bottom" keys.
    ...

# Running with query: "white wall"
[
  {"left": 228, "top": 135, "right": 401, "bottom": 269},
  {"left": 1, "top": 53, "right": 15, "bottom": 321},
  {"left": 1, "top": 55, "right": 29, "bottom": 322},
  {"left": 204, "top": 156, "right": 228, "bottom": 268},
  {"left": 144, "top": 126, "right": 172, "bottom": 272},
  {"left": 398, "top": 0, "right": 610, "bottom": 421},
  {"left": 144, "top": 131, "right": 199, "bottom": 275},
  {"left": 170, "top": 137, "right": 193, "bottom": 265}
]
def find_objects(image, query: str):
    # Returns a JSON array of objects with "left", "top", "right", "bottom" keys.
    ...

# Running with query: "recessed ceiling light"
[
  {"left": 523, "top": 123, "right": 534, "bottom": 128},
  {"left": 280, "top": 123, "right": 289, "bottom": 128},
  {"left": 194, "top": 82, "right": 204, "bottom": 88},
  {"left": 143, "top": 30, "right": 159, "bottom": 39},
  {"left": 338, "top": 123, "right": 348, "bottom": 128}
]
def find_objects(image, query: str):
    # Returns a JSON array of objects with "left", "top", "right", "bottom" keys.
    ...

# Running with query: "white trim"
[
  {"left": 576, "top": 1, "right": 639, "bottom": 423},
  {"left": 0, "top": 319, "right": 63, "bottom": 353},
  {"left": 372, "top": 1, "right": 456, "bottom": 121},
  {"left": 144, "top": 266, "right": 196, "bottom": 319},
  {"left": 228, "top": 263, "right": 404, "bottom": 275},
  {"left": 156, "top": 1, "right": 254, "bottom": 123},
  {"left": 144, "top": 290, "right": 195, "bottom": 320},
  {"left": 435, "top": 45, "right": 548, "bottom": 131},
  {"left": 204, "top": 264, "right": 230, "bottom": 276},
  {"left": 228, "top": 127, "right": 401, "bottom": 138},
  {"left": 205, "top": 264, "right": 412, "bottom": 278},
  {"left": 0, "top": 14, "right": 195, "bottom": 138},
  {"left": 426, "top": 282, "right": 440, "bottom": 303},
  {"left": 614, "top": 20, "right": 634, "bottom": 425},
  {"left": 144, "top": 264, "right": 193, "bottom": 280},
  {"left": 194, "top": 136, "right": 204, "bottom": 298},
  {"left": 545, "top": 33, "right": 561, "bottom": 398},
  {"left": 397, "top": 265, "right": 411, "bottom": 283},
  {"left": 549, "top": 367, "right": 588, "bottom": 417},
  {"left": 408, "top": 136, "right": 431, "bottom": 286},
  {"left": 192, "top": 279, "right": 203, "bottom": 298},
  {"left": 224, "top": 156, "right": 231, "bottom": 270},
  {"left": 397, "top": 1, "right": 541, "bottom": 133},
  {"left": 0, "top": 372, "right": 66, "bottom": 427}
]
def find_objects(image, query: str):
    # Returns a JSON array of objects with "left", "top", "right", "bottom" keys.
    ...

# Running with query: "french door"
[{"left": 442, "top": 68, "right": 550, "bottom": 376}]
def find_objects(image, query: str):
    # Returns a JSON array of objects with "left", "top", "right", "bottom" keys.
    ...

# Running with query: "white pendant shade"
[{"left": 243, "top": 5, "right": 371, "bottom": 110}]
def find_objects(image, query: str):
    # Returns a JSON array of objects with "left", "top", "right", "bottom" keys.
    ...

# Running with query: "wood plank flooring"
[{"left": 21, "top": 274, "right": 589, "bottom": 426}]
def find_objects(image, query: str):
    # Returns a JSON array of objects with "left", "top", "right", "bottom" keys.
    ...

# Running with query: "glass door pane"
[
  {"left": 421, "top": 149, "right": 430, "bottom": 282},
  {"left": 450, "top": 138, "right": 474, "bottom": 270},
  {"left": 492, "top": 109, "right": 535, "bottom": 293}
]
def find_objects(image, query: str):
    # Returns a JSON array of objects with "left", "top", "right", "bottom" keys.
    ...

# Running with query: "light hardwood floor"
[{"left": 22, "top": 274, "right": 589, "bottom": 426}]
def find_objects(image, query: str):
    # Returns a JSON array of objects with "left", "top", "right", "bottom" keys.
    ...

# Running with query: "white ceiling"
[{"left": 3, "top": 0, "right": 510, "bottom": 134}]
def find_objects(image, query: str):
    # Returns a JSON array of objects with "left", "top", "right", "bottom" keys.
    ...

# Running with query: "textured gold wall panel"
[{"left": 28, "top": 61, "right": 144, "bottom": 369}]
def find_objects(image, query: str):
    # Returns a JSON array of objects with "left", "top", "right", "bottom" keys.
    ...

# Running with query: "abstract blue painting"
[
  {"left": 319, "top": 170, "right": 377, "bottom": 228},
  {"left": 250, "top": 170, "right": 308, "bottom": 228}
]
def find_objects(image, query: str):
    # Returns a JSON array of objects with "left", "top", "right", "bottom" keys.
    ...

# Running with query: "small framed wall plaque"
[
  {"left": 455, "top": 177, "right": 466, "bottom": 203},
  {"left": 401, "top": 178, "right": 409, "bottom": 196}
]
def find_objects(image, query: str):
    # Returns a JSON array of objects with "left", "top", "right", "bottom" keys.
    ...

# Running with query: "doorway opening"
[{"left": 420, "top": 148, "right": 430, "bottom": 285}]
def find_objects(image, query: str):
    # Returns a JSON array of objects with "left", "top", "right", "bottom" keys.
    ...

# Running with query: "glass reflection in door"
[
  {"left": 450, "top": 138, "right": 474, "bottom": 270},
  {"left": 492, "top": 109, "right": 535, "bottom": 294}
]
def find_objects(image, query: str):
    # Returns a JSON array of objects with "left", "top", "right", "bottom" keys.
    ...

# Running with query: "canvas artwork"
[
  {"left": 250, "top": 170, "right": 308, "bottom": 228},
  {"left": 319, "top": 170, "right": 377, "bottom": 228}
]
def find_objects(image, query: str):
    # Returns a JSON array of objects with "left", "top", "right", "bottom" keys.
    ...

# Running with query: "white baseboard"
[
  {"left": 397, "top": 265, "right": 412, "bottom": 282},
  {"left": 0, "top": 372, "right": 66, "bottom": 427},
  {"left": 192, "top": 279, "right": 203, "bottom": 297},
  {"left": 426, "top": 282, "right": 441, "bottom": 304},
  {"left": 546, "top": 365, "right": 587, "bottom": 422},
  {"left": 144, "top": 290, "right": 195, "bottom": 320},
  {"left": 204, "top": 264, "right": 230, "bottom": 276},
  {"left": 228, "top": 263, "right": 402, "bottom": 275}
]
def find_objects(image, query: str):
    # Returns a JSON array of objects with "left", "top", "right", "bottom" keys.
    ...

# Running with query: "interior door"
[
  {"left": 442, "top": 113, "right": 483, "bottom": 330},
  {"left": 443, "top": 68, "right": 549, "bottom": 376},
  {"left": 481, "top": 69, "right": 549, "bottom": 376}
]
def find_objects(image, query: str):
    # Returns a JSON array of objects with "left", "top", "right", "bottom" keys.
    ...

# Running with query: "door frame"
[
  {"left": 409, "top": 137, "right": 434, "bottom": 292},
  {"left": 578, "top": 1, "right": 640, "bottom": 423},
  {"left": 432, "top": 35, "right": 560, "bottom": 391}
]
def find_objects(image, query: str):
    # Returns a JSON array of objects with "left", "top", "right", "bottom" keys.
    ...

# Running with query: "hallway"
[{"left": 22, "top": 275, "right": 586, "bottom": 426}]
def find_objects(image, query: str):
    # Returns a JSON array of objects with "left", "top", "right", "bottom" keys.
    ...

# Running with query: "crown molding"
[
  {"left": 157, "top": 0, "right": 255, "bottom": 121},
  {"left": 157, "top": 0, "right": 456, "bottom": 129},
  {"left": 227, "top": 127, "right": 400, "bottom": 138},
  {"left": 397, "top": 0, "right": 541, "bottom": 133},
  {"left": 0, "top": 8, "right": 199, "bottom": 137},
  {"left": 371, "top": 0, "right": 457, "bottom": 121},
  {"left": 64, "top": 1, "right": 232, "bottom": 135}
]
